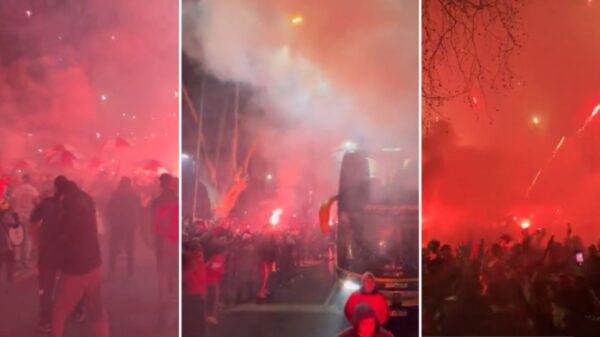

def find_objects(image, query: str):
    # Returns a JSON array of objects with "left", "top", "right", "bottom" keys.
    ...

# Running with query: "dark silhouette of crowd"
[
  {"left": 181, "top": 217, "right": 330, "bottom": 337},
  {"left": 423, "top": 225, "right": 600, "bottom": 336}
]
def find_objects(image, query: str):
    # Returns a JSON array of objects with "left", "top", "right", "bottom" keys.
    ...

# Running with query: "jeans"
[{"left": 51, "top": 267, "right": 109, "bottom": 337}]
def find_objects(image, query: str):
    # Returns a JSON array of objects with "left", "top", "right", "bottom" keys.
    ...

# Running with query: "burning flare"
[
  {"left": 269, "top": 208, "right": 283, "bottom": 226},
  {"left": 291, "top": 15, "right": 303, "bottom": 25}
]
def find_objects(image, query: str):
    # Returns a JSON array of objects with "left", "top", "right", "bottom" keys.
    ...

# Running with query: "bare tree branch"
[{"left": 423, "top": 0, "right": 525, "bottom": 131}]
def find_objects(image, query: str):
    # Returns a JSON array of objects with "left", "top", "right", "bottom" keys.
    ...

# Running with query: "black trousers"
[
  {"left": 182, "top": 294, "right": 206, "bottom": 337},
  {"left": 0, "top": 251, "right": 15, "bottom": 283},
  {"left": 38, "top": 260, "right": 58, "bottom": 324}
]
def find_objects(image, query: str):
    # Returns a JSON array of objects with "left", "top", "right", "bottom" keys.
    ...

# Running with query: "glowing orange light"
[
  {"left": 532, "top": 116, "right": 540, "bottom": 125},
  {"left": 521, "top": 219, "right": 531, "bottom": 230},
  {"left": 291, "top": 16, "right": 303, "bottom": 25}
]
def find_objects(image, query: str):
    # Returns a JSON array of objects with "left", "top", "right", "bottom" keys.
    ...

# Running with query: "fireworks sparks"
[
  {"left": 552, "top": 136, "right": 566, "bottom": 157},
  {"left": 521, "top": 219, "right": 531, "bottom": 229},
  {"left": 527, "top": 105, "right": 599, "bottom": 196},
  {"left": 527, "top": 136, "right": 566, "bottom": 195},
  {"left": 25, "top": 10, "right": 32, "bottom": 17},
  {"left": 100, "top": 94, "right": 108, "bottom": 101},
  {"left": 527, "top": 170, "right": 542, "bottom": 195},
  {"left": 576, "top": 104, "right": 600, "bottom": 135},
  {"left": 532, "top": 116, "right": 540, "bottom": 125}
]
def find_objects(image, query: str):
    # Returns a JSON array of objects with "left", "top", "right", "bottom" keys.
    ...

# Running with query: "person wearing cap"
[
  {"left": 337, "top": 303, "right": 394, "bottom": 337},
  {"left": 105, "top": 176, "right": 141, "bottom": 278},
  {"left": 344, "top": 272, "right": 390, "bottom": 326}
]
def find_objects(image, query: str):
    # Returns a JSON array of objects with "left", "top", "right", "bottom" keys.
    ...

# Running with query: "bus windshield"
[{"left": 336, "top": 150, "right": 418, "bottom": 278}]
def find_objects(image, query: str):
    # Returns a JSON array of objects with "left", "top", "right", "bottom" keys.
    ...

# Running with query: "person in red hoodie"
[
  {"left": 205, "top": 242, "right": 226, "bottom": 324},
  {"left": 182, "top": 242, "right": 207, "bottom": 337},
  {"left": 337, "top": 303, "right": 394, "bottom": 337},
  {"left": 344, "top": 272, "right": 390, "bottom": 326}
]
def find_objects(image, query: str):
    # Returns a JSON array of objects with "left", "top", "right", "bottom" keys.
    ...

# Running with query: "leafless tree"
[
  {"left": 422, "top": 0, "right": 525, "bottom": 130},
  {"left": 183, "top": 80, "right": 255, "bottom": 219}
]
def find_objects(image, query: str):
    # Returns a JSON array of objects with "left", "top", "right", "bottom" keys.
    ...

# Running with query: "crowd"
[
  {"left": 423, "top": 225, "right": 600, "bottom": 336},
  {"left": 182, "top": 215, "right": 400, "bottom": 337},
  {"left": 0, "top": 171, "right": 179, "bottom": 337},
  {"left": 181, "top": 216, "right": 331, "bottom": 336}
]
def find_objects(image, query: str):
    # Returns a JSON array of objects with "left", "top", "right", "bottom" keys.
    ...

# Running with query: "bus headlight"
[{"left": 342, "top": 279, "right": 360, "bottom": 292}]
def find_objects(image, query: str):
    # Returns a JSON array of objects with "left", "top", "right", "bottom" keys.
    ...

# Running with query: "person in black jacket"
[
  {"left": 51, "top": 178, "right": 108, "bottom": 337},
  {"left": 31, "top": 176, "right": 86, "bottom": 333}
]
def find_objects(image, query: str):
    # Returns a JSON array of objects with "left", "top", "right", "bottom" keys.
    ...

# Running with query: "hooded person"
[
  {"left": 344, "top": 272, "right": 390, "bottom": 325},
  {"left": 51, "top": 178, "right": 108, "bottom": 337},
  {"left": 337, "top": 303, "right": 394, "bottom": 337}
]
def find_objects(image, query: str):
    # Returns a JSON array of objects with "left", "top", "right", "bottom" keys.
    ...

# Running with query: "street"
[
  {"left": 207, "top": 261, "right": 418, "bottom": 337},
  {"left": 0, "top": 235, "right": 177, "bottom": 337}
]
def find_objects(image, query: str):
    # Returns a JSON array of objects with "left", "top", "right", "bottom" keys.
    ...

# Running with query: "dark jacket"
[
  {"left": 58, "top": 185, "right": 102, "bottom": 275},
  {"left": 30, "top": 196, "right": 61, "bottom": 264},
  {"left": 336, "top": 303, "right": 394, "bottom": 337}
]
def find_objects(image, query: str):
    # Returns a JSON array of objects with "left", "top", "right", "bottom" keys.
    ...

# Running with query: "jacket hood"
[{"left": 360, "top": 272, "right": 377, "bottom": 294}]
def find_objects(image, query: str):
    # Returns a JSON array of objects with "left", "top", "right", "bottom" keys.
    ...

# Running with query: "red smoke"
[{"left": 424, "top": 1, "right": 600, "bottom": 245}]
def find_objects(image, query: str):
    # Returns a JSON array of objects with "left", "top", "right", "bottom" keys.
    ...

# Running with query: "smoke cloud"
[
  {"left": 0, "top": 0, "right": 179, "bottom": 180},
  {"left": 183, "top": 0, "right": 419, "bottom": 213},
  {"left": 424, "top": 0, "right": 600, "bottom": 244}
]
